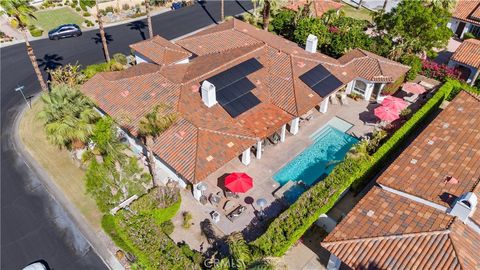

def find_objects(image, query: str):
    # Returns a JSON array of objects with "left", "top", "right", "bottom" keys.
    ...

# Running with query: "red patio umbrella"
[
  {"left": 225, "top": 172, "right": 253, "bottom": 193},
  {"left": 382, "top": 96, "right": 408, "bottom": 112},
  {"left": 374, "top": 106, "right": 400, "bottom": 122},
  {"left": 402, "top": 82, "right": 426, "bottom": 95}
]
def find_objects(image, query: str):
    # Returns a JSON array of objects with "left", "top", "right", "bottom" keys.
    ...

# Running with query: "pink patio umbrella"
[
  {"left": 402, "top": 82, "right": 426, "bottom": 95},
  {"left": 374, "top": 106, "right": 400, "bottom": 122},
  {"left": 382, "top": 96, "right": 408, "bottom": 112}
]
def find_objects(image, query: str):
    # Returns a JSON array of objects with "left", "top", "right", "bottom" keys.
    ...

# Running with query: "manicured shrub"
[
  {"left": 29, "top": 25, "right": 43, "bottom": 37},
  {"left": 463, "top": 32, "right": 476, "bottom": 40},
  {"left": 83, "top": 11, "right": 90, "bottom": 17},
  {"left": 182, "top": 211, "right": 192, "bottom": 229},
  {"left": 75, "top": 6, "right": 80, "bottom": 11},
  {"left": 251, "top": 80, "right": 471, "bottom": 257},
  {"left": 113, "top": 53, "right": 127, "bottom": 65},
  {"left": 160, "top": 220, "right": 174, "bottom": 235},
  {"left": 122, "top": 3, "right": 130, "bottom": 10},
  {"left": 382, "top": 74, "right": 405, "bottom": 95},
  {"left": 401, "top": 54, "right": 422, "bottom": 81}
]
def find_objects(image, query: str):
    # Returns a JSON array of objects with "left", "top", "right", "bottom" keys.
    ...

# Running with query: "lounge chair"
[
  {"left": 223, "top": 200, "right": 237, "bottom": 213},
  {"left": 340, "top": 93, "right": 349, "bottom": 105},
  {"left": 403, "top": 94, "right": 419, "bottom": 103},
  {"left": 227, "top": 205, "right": 247, "bottom": 221},
  {"left": 209, "top": 193, "right": 221, "bottom": 207}
]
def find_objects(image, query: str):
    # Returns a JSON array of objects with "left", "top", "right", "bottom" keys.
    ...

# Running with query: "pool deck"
[{"left": 170, "top": 98, "right": 375, "bottom": 249}]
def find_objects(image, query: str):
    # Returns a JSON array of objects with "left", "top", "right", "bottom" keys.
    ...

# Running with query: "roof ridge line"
[
  {"left": 179, "top": 27, "right": 235, "bottom": 43},
  {"left": 180, "top": 44, "right": 266, "bottom": 85},
  {"left": 461, "top": 89, "right": 480, "bottom": 103},
  {"left": 446, "top": 226, "right": 464, "bottom": 270},
  {"left": 322, "top": 229, "right": 450, "bottom": 246},
  {"left": 289, "top": 54, "right": 300, "bottom": 116},
  {"left": 192, "top": 124, "right": 201, "bottom": 182},
  {"left": 197, "top": 126, "right": 258, "bottom": 140}
]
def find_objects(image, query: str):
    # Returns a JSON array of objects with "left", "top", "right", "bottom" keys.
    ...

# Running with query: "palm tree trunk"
[
  {"left": 221, "top": 0, "right": 224, "bottom": 21},
  {"left": 262, "top": 0, "right": 271, "bottom": 30},
  {"left": 145, "top": 0, "right": 153, "bottom": 38},
  {"left": 382, "top": 0, "right": 388, "bottom": 11},
  {"left": 23, "top": 30, "right": 47, "bottom": 91},
  {"left": 146, "top": 136, "right": 159, "bottom": 187},
  {"left": 96, "top": 0, "right": 110, "bottom": 62},
  {"left": 357, "top": 0, "right": 364, "bottom": 9}
]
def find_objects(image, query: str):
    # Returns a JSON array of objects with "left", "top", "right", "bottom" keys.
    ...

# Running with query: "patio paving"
[{"left": 178, "top": 98, "right": 375, "bottom": 240}]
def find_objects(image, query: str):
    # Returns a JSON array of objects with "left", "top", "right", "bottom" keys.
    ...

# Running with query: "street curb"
[{"left": 12, "top": 96, "right": 124, "bottom": 270}]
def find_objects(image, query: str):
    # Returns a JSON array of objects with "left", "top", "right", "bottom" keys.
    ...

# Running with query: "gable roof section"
[
  {"left": 322, "top": 91, "right": 480, "bottom": 270},
  {"left": 451, "top": 38, "right": 480, "bottom": 69},
  {"left": 377, "top": 91, "right": 480, "bottom": 208},
  {"left": 130, "top": 35, "right": 192, "bottom": 65},
  {"left": 338, "top": 49, "right": 410, "bottom": 82},
  {"left": 452, "top": 0, "right": 480, "bottom": 25},
  {"left": 285, "top": 0, "right": 344, "bottom": 18}
]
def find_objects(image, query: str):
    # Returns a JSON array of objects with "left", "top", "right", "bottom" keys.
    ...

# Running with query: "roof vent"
[
  {"left": 366, "top": 210, "right": 374, "bottom": 217},
  {"left": 410, "top": 159, "right": 418, "bottom": 164},
  {"left": 305, "top": 34, "right": 318, "bottom": 53},
  {"left": 206, "top": 155, "right": 214, "bottom": 162},
  {"left": 427, "top": 139, "right": 434, "bottom": 145},
  {"left": 444, "top": 175, "right": 459, "bottom": 185},
  {"left": 201, "top": 80, "right": 217, "bottom": 108},
  {"left": 457, "top": 106, "right": 464, "bottom": 112},
  {"left": 442, "top": 122, "right": 449, "bottom": 129},
  {"left": 227, "top": 142, "right": 234, "bottom": 148},
  {"left": 449, "top": 192, "right": 478, "bottom": 223}
]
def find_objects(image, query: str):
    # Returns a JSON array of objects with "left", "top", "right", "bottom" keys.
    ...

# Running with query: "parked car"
[{"left": 48, "top": 24, "right": 82, "bottom": 40}]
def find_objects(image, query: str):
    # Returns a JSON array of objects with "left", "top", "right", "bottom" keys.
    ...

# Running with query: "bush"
[
  {"left": 113, "top": 53, "right": 127, "bottom": 65},
  {"left": 101, "top": 214, "right": 133, "bottom": 254},
  {"left": 82, "top": 60, "right": 124, "bottom": 79},
  {"left": 83, "top": 11, "right": 90, "bottom": 17},
  {"left": 122, "top": 3, "right": 130, "bottom": 10},
  {"left": 182, "top": 211, "right": 192, "bottom": 229},
  {"left": 382, "top": 75, "right": 405, "bottom": 95},
  {"left": 29, "top": 26, "right": 44, "bottom": 37},
  {"left": 75, "top": 6, "right": 81, "bottom": 11},
  {"left": 160, "top": 220, "right": 174, "bottom": 235},
  {"left": 84, "top": 20, "right": 94, "bottom": 27},
  {"left": 463, "top": 32, "right": 476, "bottom": 40},
  {"left": 105, "top": 6, "right": 115, "bottom": 14},
  {"left": 251, "top": 80, "right": 470, "bottom": 257},
  {"left": 421, "top": 59, "right": 461, "bottom": 82},
  {"left": 401, "top": 54, "right": 422, "bottom": 81}
]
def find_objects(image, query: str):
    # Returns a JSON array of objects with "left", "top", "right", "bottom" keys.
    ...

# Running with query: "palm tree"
[
  {"left": 95, "top": 0, "right": 110, "bottom": 61},
  {"left": 382, "top": 0, "right": 389, "bottom": 11},
  {"left": 138, "top": 105, "right": 177, "bottom": 187},
  {"left": 221, "top": 0, "right": 225, "bottom": 21},
  {"left": 426, "top": 0, "right": 457, "bottom": 11},
  {"left": 1, "top": 0, "right": 48, "bottom": 91},
  {"left": 38, "top": 84, "right": 98, "bottom": 149},
  {"left": 259, "top": 0, "right": 282, "bottom": 30},
  {"left": 145, "top": 0, "right": 153, "bottom": 38}
]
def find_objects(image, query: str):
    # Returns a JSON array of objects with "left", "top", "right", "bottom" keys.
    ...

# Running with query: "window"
[
  {"left": 353, "top": 80, "right": 367, "bottom": 95},
  {"left": 468, "top": 24, "right": 480, "bottom": 38}
]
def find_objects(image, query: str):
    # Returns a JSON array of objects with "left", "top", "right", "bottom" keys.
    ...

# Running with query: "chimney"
[
  {"left": 449, "top": 192, "right": 478, "bottom": 223},
  {"left": 201, "top": 80, "right": 217, "bottom": 108},
  {"left": 305, "top": 34, "right": 318, "bottom": 53}
]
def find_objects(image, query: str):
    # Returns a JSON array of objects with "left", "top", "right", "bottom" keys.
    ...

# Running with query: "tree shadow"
[
  {"left": 241, "top": 198, "right": 286, "bottom": 242},
  {"left": 235, "top": 0, "right": 252, "bottom": 15},
  {"left": 127, "top": 20, "right": 148, "bottom": 40},
  {"left": 91, "top": 32, "right": 114, "bottom": 45},
  {"left": 198, "top": 0, "right": 218, "bottom": 24},
  {"left": 37, "top": 53, "right": 63, "bottom": 71}
]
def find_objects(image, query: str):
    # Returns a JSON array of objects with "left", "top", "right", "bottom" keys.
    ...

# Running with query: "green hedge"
[{"left": 251, "top": 80, "right": 467, "bottom": 257}]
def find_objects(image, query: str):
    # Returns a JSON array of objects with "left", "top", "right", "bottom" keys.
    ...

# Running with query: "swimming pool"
[{"left": 273, "top": 122, "right": 358, "bottom": 203}]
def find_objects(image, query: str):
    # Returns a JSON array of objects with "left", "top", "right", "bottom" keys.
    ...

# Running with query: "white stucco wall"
[
  {"left": 448, "top": 59, "right": 479, "bottom": 85},
  {"left": 348, "top": 78, "right": 375, "bottom": 100},
  {"left": 134, "top": 52, "right": 150, "bottom": 64}
]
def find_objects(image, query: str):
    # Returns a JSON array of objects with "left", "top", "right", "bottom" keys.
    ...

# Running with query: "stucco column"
[
  {"left": 280, "top": 124, "right": 286, "bottom": 142},
  {"left": 364, "top": 83, "right": 375, "bottom": 101},
  {"left": 320, "top": 98, "right": 329, "bottom": 113},
  {"left": 290, "top": 117, "right": 299, "bottom": 135},
  {"left": 376, "top": 83, "right": 386, "bottom": 103},
  {"left": 256, "top": 141, "right": 262, "bottom": 159},
  {"left": 241, "top": 148, "right": 251, "bottom": 165},
  {"left": 345, "top": 80, "right": 355, "bottom": 95}
]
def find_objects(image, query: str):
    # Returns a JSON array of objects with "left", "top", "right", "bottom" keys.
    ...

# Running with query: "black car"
[{"left": 48, "top": 24, "right": 82, "bottom": 40}]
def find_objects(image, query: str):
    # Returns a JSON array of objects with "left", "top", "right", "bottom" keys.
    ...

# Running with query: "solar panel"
[
  {"left": 300, "top": 64, "right": 344, "bottom": 97},
  {"left": 216, "top": 78, "right": 256, "bottom": 105},
  {"left": 311, "top": 75, "right": 343, "bottom": 97},
  {"left": 222, "top": 92, "right": 261, "bottom": 118},
  {"left": 299, "top": 64, "right": 330, "bottom": 88},
  {"left": 207, "top": 58, "right": 263, "bottom": 90}
]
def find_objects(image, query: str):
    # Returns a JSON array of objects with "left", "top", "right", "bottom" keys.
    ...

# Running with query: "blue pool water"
[{"left": 273, "top": 125, "right": 358, "bottom": 203}]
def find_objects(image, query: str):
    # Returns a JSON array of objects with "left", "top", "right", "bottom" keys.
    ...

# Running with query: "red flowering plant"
[{"left": 420, "top": 59, "right": 461, "bottom": 82}]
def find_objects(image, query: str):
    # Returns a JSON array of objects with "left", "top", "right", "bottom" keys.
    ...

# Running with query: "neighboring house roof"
[
  {"left": 82, "top": 19, "right": 408, "bottom": 183},
  {"left": 451, "top": 38, "right": 480, "bottom": 69},
  {"left": 452, "top": 0, "right": 480, "bottom": 25},
  {"left": 130, "top": 35, "right": 192, "bottom": 65},
  {"left": 338, "top": 49, "right": 410, "bottom": 83},
  {"left": 285, "top": 0, "right": 344, "bottom": 18},
  {"left": 322, "top": 91, "right": 480, "bottom": 270}
]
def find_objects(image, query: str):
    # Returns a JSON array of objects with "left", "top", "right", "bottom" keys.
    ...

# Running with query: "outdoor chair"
[
  {"left": 226, "top": 191, "right": 239, "bottom": 199},
  {"left": 210, "top": 211, "right": 220, "bottom": 223},
  {"left": 223, "top": 200, "right": 237, "bottom": 213},
  {"left": 227, "top": 205, "right": 247, "bottom": 221},
  {"left": 340, "top": 93, "right": 349, "bottom": 105},
  {"left": 403, "top": 94, "right": 419, "bottom": 103},
  {"left": 209, "top": 193, "right": 221, "bottom": 207},
  {"left": 331, "top": 94, "right": 340, "bottom": 105}
]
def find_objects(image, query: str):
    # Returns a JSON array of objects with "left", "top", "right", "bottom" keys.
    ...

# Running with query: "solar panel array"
[
  {"left": 299, "top": 64, "right": 343, "bottom": 97},
  {"left": 205, "top": 58, "right": 263, "bottom": 118}
]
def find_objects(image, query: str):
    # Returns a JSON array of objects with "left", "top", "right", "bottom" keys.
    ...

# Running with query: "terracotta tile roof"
[
  {"left": 451, "top": 38, "right": 480, "bottom": 68},
  {"left": 452, "top": 0, "right": 480, "bottom": 25},
  {"left": 130, "top": 35, "right": 192, "bottom": 65},
  {"left": 285, "top": 0, "right": 344, "bottom": 18},
  {"left": 322, "top": 91, "right": 480, "bottom": 270},
  {"left": 377, "top": 91, "right": 480, "bottom": 207},
  {"left": 338, "top": 49, "right": 410, "bottom": 82},
  {"left": 82, "top": 19, "right": 409, "bottom": 183}
]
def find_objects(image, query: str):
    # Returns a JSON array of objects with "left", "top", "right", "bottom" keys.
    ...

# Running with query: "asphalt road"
[{"left": 1, "top": 1, "right": 252, "bottom": 269}]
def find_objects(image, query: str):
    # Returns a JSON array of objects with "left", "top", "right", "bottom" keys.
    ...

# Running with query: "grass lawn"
[
  {"left": 340, "top": 5, "right": 374, "bottom": 22},
  {"left": 29, "top": 7, "right": 85, "bottom": 31},
  {"left": 19, "top": 99, "right": 102, "bottom": 230}
]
